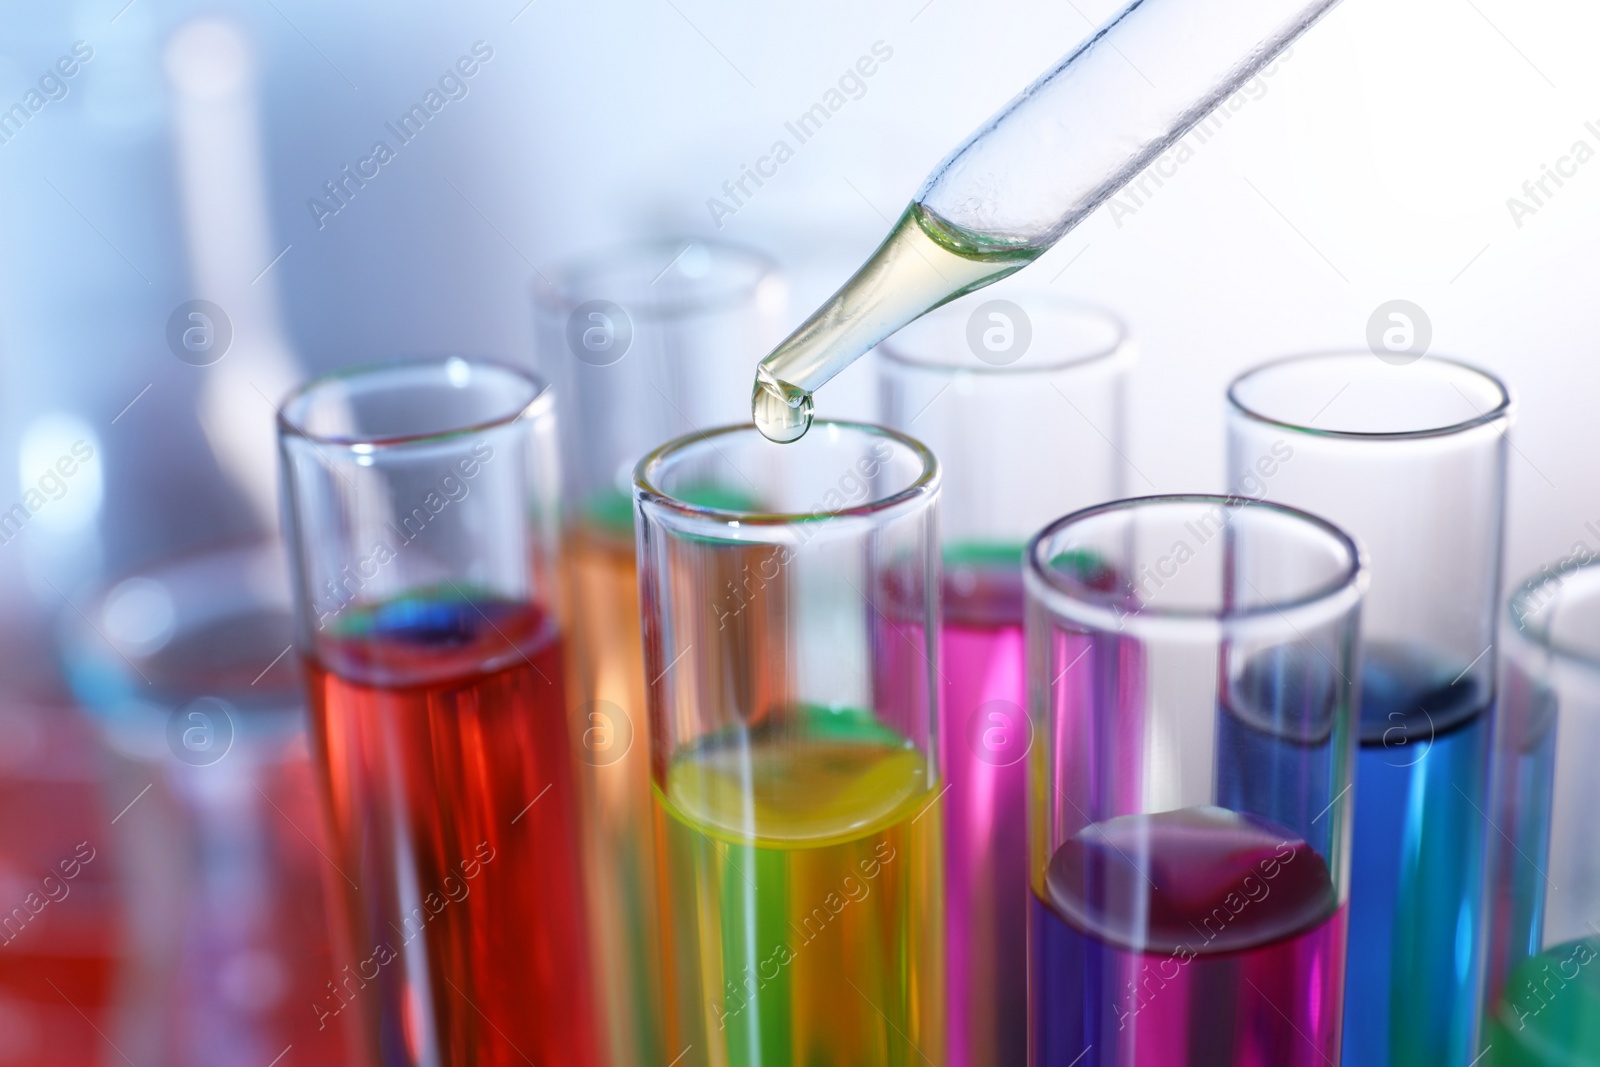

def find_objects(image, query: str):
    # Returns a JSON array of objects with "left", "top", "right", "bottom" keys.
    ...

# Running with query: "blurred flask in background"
[
  {"left": 533, "top": 239, "right": 785, "bottom": 1065},
  {"left": 0, "top": 0, "right": 548, "bottom": 605},
  {"left": 0, "top": 4, "right": 261, "bottom": 606},
  {"left": 164, "top": 15, "right": 303, "bottom": 533},
  {"left": 60, "top": 543, "right": 343, "bottom": 1067}
]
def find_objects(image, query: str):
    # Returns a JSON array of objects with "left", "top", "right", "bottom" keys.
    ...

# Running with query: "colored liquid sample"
[
  {"left": 565, "top": 515, "right": 666, "bottom": 1066},
  {"left": 752, "top": 203, "right": 1040, "bottom": 444},
  {"left": 939, "top": 547, "right": 1028, "bottom": 1067},
  {"left": 241, "top": 736, "right": 348, "bottom": 1067},
  {"left": 306, "top": 595, "right": 598, "bottom": 1067},
  {"left": 1030, "top": 806, "right": 1345, "bottom": 1066},
  {"left": 0, "top": 701, "right": 122, "bottom": 1067},
  {"left": 1481, "top": 937, "right": 1600, "bottom": 1066},
  {"left": 1482, "top": 687, "right": 1557, "bottom": 1038},
  {"left": 654, "top": 706, "right": 944, "bottom": 1066},
  {"left": 1214, "top": 645, "right": 1343, "bottom": 863},
  {"left": 1342, "top": 643, "right": 1491, "bottom": 1067}
]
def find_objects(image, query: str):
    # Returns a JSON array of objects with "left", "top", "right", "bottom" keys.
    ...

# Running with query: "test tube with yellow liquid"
[{"left": 634, "top": 423, "right": 945, "bottom": 1066}]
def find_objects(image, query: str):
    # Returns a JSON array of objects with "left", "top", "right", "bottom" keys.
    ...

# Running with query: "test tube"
[
  {"left": 1480, "top": 560, "right": 1600, "bottom": 1061},
  {"left": 277, "top": 358, "right": 598, "bottom": 1066},
  {"left": 1025, "top": 495, "right": 1364, "bottom": 1065},
  {"left": 532, "top": 239, "right": 784, "bottom": 1065},
  {"left": 634, "top": 422, "right": 943, "bottom": 1065},
  {"left": 877, "top": 290, "right": 1129, "bottom": 1067},
  {"left": 535, "top": 239, "right": 786, "bottom": 533},
  {"left": 1227, "top": 353, "right": 1510, "bottom": 1067}
]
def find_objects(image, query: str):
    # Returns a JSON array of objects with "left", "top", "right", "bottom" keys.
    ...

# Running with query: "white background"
[{"left": 0, "top": 0, "right": 1594, "bottom": 605}]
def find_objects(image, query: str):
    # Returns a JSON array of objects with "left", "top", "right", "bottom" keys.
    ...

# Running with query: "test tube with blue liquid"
[{"left": 1227, "top": 353, "right": 1511, "bottom": 1067}]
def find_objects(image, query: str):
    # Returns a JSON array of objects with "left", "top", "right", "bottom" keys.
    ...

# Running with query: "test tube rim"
[
  {"left": 531, "top": 237, "right": 780, "bottom": 321},
  {"left": 277, "top": 355, "right": 551, "bottom": 451},
  {"left": 1025, "top": 492, "right": 1366, "bottom": 634},
  {"left": 1227, "top": 350, "right": 1512, "bottom": 441},
  {"left": 633, "top": 420, "right": 939, "bottom": 529},
  {"left": 1505, "top": 557, "right": 1600, "bottom": 678},
  {"left": 876, "top": 293, "right": 1130, "bottom": 377}
]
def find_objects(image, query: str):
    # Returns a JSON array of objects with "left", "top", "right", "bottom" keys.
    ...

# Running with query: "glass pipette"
[{"left": 752, "top": 0, "right": 1343, "bottom": 442}]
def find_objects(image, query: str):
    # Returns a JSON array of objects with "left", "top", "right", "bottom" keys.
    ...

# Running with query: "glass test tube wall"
[
  {"left": 1025, "top": 497, "right": 1365, "bottom": 1066},
  {"left": 277, "top": 359, "right": 598, "bottom": 1066},
  {"left": 1228, "top": 354, "right": 1510, "bottom": 1067},
  {"left": 1480, "top": 561, "right": 1600, "bottom": 1063},
  {"left": 634, "top": 423, "right": 944, "bottom": 1066},
  {"left": 532, "top": 241, "right": 784, "bottom": 1065},
  {"left": 877, "top": 290, "right": 1129, "bottom": 1067}
]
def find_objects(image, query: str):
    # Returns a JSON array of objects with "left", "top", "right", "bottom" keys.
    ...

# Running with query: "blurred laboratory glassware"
[
  {"left": 165, "top": 16, "right": 303, "bottom": 530},
  {"left": 0, "top": 629, "right": 125, "bottom": 1067},
  {"left": 60, "top": 542, "right": 343, "bottom": 1067}
]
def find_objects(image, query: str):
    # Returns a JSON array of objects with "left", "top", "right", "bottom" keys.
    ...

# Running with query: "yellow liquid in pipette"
[{"left": 753, "top": 202, "right": 1042, "bottom": 443}]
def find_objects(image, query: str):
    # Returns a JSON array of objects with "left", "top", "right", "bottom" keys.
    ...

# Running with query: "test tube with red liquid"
[{"left": 278, "top": 358, "right": 598, "bottom": 1066}]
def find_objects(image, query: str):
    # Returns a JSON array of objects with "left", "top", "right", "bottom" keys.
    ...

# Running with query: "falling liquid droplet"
[
  {"left": 752, "top": 370, "right": 814, "bottom": 444},
  {"left": 747, "top": 205, "right": 1040, "bottom": 446}
]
